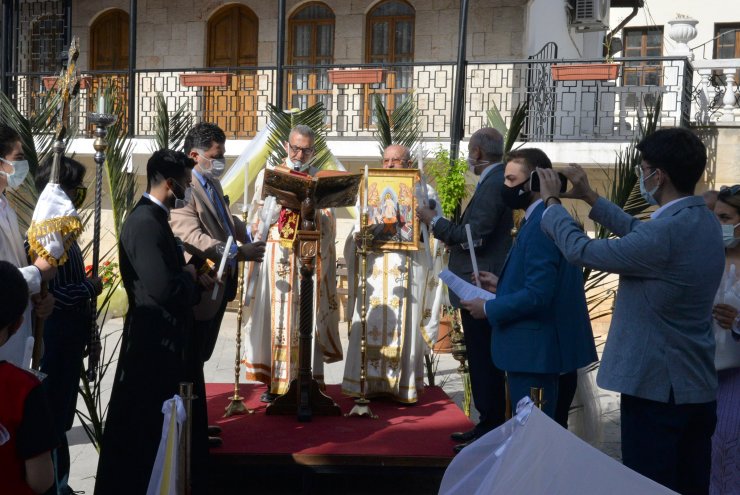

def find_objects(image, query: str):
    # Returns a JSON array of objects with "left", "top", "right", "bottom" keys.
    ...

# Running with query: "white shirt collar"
[
  {"left": 651, "top": 196, "right": 692, "bottom": 219},
  {"left": 143, "top": 193, "right": 169, "bottom": 215},
  {"left": 478, "top": 161, "right": 502, "bottom": 184},
  {"left": 524, "top": 199, "right": 543, "bottom": 220}
]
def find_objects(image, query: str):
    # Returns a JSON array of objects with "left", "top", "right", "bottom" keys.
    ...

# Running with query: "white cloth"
[
  {"left": 242, "top": 167, "right": 342, "bottom": 393},
  {"left": 714, "top": 263, "right": 740, "bottom": 371},
  {"left": 28, "top": 183, "right": 80, "bottom": 264},
  {"left": 440, "top": 397, "right": 677, "bottom": 495},
  {"left": 341, "top": 184, "right": 443, "bottom": 403},
  {"left": 0, "top": 194, "right": 40, "bottom": 367},
  {"left": 146, "top": 395, "right": 186, "bottom": 495}
]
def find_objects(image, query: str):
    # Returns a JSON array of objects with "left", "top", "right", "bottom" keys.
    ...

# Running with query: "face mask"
[
  {"left": 72, "top": 186, "right": 87, "bottom": 209},
  {"left": 170, "top": 180, "right": 192, "bottom": 209},
  {"left": 639, "top": 169, "right": 659, "bottom": 206},
  {"left": 467, "top": 157, "right": 490, "bottom": 174},
  {"left": 501, "top": 179, "right": 531, "bottom": 210},
  {"left": 198, "top": 153, "right": 226, "bottom": 179},
  {"left": 722, "top": 223, "right": 740, "bottom": 248},
  {"left": 0, "top": 158, "right": 29, "bottom": 190}
]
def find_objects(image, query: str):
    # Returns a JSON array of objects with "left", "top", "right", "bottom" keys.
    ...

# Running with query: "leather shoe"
[
  {"left": 208, "top": 436, "right": 223, "bottom": 448},
  {"left": 260, "top": 391, "right": 279, "bottom": 403},
  {"left": 207, "top": 425, "right": 222, "bottom": 436},
  {"left": 450, "top": 429, "right": 477, "bottom": 443},
  {"left": 453, "top": 440, "right": 474, "bottom": 453}
]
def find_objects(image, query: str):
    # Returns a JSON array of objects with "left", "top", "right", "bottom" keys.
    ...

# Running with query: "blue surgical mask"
[
  {"left": 0, "top": 158, "right": 29, "bottom": 190},
  {"left": 639, "top": 169, "right": 659, "bottom": 206},
  {"left": 722, "top": 223, "right": 740, "bottom": 248}
]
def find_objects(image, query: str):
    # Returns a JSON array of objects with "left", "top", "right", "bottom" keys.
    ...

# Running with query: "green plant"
[
  {"left": 486, "top": 101, "right": 527, "bottom": 154},
  {"left": 150, "top": 92, "right": 192, "bottom": 152},
  {"left": 426, "top": 147, "right": 471, "bottom": 218},
  {"left": 264, "top": 102, "right": 332, "bottom": 170},
  {"left": 372, "top": 93, "right": 421, "bottom": 154}
]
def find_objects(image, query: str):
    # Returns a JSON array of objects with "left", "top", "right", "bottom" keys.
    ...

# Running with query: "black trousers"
[
  {"left": 555, "top": 370, "right": 578, "bottom": 429},
  {"left": 621, "top": 392, "right": 717, "bottom": 495},
  {"left": 460, "top": 309, "right": 507, "bottom": 435},
  {"left": 40, "top": 308, "right": 89, "bottom": 492}
]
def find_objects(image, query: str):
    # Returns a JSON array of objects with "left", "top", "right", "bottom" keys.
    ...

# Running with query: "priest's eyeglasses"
[{"left": 288, "top": 144, "right": 315, "bottom": 155}]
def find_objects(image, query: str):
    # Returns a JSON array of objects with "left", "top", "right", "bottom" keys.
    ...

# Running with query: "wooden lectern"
[{"left": 263, "top": 167, "right": 362, "bottom": 421}]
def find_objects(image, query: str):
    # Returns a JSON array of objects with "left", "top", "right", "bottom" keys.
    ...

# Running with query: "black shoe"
[
  {"left": 453, "top": 439, "right": 474, "bottom": 453},
  {"left": 208, "top": 436, "right": 223, "bottom": 448},
  {"left": 450, "top": 428, "right": 477, "bottom": 443},
  {"left": 260, "top": 391, "right": 278, "bottom": 403},
  {"left": 207, "top": 425, "right": 222, "bottom": 436}
]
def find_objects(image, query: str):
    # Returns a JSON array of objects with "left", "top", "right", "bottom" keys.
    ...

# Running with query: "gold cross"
[{"left": 54, "top": 36, "right": 80, "bottom": 142}]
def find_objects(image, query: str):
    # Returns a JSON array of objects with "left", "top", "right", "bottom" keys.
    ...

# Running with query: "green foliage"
[
  {"left": 426, "top": 147, "right": 471, "bottom": 218},
  {"left": 486, "top": 101, "right": 527, "bottom": 154},
  {"left": 372, "top": 94, "right": 421, "bottom": 154},
  {"left": 151, "top": 92, "right": 192, "bottom": 152},
  {"left": 264, "top": 103, "right": 332, "bottom": 170}
]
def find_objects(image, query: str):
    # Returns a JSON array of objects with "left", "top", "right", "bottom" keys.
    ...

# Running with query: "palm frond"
[
  {"left": 486, "top": 101, "right": 527, "bottom": 154},
  {"left": 151, "top": 92, "right": 192, "bottom": 152},
  {"left": 264, "top": 103, "right": 332, "bottom": 170},
  {"left": 372, "top": 94, "right": 421, "bottom": 155},
  {"left": 373, "top": 95, "right": 393, "bottom": 152}
]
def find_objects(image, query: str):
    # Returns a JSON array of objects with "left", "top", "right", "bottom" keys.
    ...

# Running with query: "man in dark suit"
[
  {"left": 460, "top": 148, "right": 597, "bottom": 419},
  {"left": 417, "top": 128, "right": 513, "bottom": 451},
  {"left": 170, "top": 123, "right": 265, "bottom": 455},
  {"left": 537, "top": 128, "right": 723, "bottom": 494},
  {"left": 95, "top": 150, "right": 204, "bottom": 495}
]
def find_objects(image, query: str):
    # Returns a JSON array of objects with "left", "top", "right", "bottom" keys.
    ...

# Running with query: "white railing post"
[{"left": 721, "top": 68, "right": 738, "bottom": 122}]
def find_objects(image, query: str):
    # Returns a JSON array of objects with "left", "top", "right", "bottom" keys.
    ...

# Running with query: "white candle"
[
  {"left": 465, "top": 224, "right": 481, "bottom": 288},
  {"left": 212, "top": 235, "right": 234, "bottom": 300},
  {"left": 98, "top": 94, "right": 106, "bottom": 114},
  {"left": 417, "top": 144, "right": 424, "bottom": 174},
  {"left": 242, "top": 163, "right": 249, "bottom": 213},
  {"left": 362, "top": 164, "right": 369, "bottom": 215}
]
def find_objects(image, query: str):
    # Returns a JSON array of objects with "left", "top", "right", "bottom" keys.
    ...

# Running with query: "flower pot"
[
  {"left": 42, "top": 75, "right": 92, "bottom": 91},
  {"left": 551, "top": 63, "right": 620, "bottom": 81},
  {"left": 434, "top": 315, "right": 453, "bottom": 354},
  {"left": 328, "top": 69, "right": 385, "bottom": 85},
  {"left": 179, "top": 72, "right": 234, "bottom": 88}
]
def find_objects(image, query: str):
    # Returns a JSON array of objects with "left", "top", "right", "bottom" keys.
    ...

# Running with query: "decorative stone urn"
[{"left": 667, "top": 15, "right": 699, "bottom": 61}]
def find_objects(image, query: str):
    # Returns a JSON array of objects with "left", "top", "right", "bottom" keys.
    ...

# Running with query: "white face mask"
[
  {"left": 0, "top": 158, "right": 29, "bottom": 190},
  {"left": 171, "top": 181, "right": 192, "bottom": 209},
  {"left": 467, "top": 157, "right": 490, "bottom": 174},
  {"left": 638, "top": 169, "right": 659, "bottom": 206},
  {"left": 722, "top": 222, "right": 740, "bottom": 248},
  {"left": 197, "top": 153, "right": 226, "bottom": 179}
]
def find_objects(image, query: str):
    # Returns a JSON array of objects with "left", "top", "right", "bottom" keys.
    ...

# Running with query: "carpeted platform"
[{"left": 207, "top": 382, "right": 473, "bottom": 467}]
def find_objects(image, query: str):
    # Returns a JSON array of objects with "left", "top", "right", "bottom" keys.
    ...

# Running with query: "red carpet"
[{"left": 206, "top": 382, "right": 473, "bottom": 467}]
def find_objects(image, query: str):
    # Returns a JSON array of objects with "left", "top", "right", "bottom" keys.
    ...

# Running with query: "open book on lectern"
[{"left": 262, "top": 167, "right": 363, "bottom": 210}]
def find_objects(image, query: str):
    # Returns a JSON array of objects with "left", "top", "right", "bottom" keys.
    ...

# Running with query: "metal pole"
[
  {"left": 63, "top": 0, "right": 72, "bottom": 47},
  {"left": 1, "top": 0, "right": 11, "bottom": 95},
  {"left": 127, "top": 0, "right": 137, "bottom": 136},
  {"left": 449, "top": 0, "right": 469, "bottom": 163},
  {"left": 275, "top": 0, "right": 286, "bottom": 109}
]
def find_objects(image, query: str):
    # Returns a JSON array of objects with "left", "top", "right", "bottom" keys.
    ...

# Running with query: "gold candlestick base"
[
  {"left": 345, "top": 397, "right": 377, "bottom": 419},
  {"left": 224, "top": 394, "right": 253, "bottom": 417}
]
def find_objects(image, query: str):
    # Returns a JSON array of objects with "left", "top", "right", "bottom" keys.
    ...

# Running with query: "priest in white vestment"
[
  {"left": 0, "top": 126, "right": 55, "bottom": 366},
  {"left": 342, "top": 145, "right": 444, "bottom": 403},
  {"left": 242, "top": 125, "right": 342, "bottom": 401}
]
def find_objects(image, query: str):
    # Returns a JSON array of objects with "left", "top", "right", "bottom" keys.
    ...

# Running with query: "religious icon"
[{"left": 361, "top": 168, "right": 420, "bottom": 251}]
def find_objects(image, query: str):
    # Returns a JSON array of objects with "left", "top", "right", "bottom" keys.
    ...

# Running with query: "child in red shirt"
[{"left": 0, "top": 260, "right": 57, "bottom": 494}]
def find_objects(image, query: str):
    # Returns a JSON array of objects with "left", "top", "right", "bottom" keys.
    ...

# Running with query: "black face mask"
[{"left": 501, "top": 179, "right": 531, "bottom": 210}]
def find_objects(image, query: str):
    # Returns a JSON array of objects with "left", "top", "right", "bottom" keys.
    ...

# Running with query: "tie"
[{"left": 205, "top": 180, "right": 235, "bottom": 239}]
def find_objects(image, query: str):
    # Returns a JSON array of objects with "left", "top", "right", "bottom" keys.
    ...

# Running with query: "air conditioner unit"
[{"left": 570, "top": 0, "right": 610, "bottom": 32}]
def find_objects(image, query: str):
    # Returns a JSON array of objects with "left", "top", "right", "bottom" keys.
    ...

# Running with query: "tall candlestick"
[
  {"left": 362, "top": 164, "right": 369, "bottom": 214},
  {"left": 465, "top": 224, "right": 481, "bottom": 288},
  {"left": 242, "top": 162, "right": 249, "bottom": 213},
  {"left": 98, "top": 94, "right": 106, "bottom": 114}
]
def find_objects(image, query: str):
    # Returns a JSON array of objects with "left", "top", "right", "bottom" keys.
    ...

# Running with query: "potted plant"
[{"left": 552, "top": 37, "right": 620, "bottom": 82}]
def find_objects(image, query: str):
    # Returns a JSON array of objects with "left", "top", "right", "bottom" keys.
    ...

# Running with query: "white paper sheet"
[{"left": 440, "top": 269, "right": 496, "bottom": 302}]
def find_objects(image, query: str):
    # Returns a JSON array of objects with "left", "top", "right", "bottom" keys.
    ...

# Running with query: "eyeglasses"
[
  {"left": 718, "top": 185, "right": 740, "bottom": 199},
  {"left": 633, "top": 165, "right": 652, "bottom": 178},
  {"left": 288, "top": 144, "right": 315, "bottom": 155}
]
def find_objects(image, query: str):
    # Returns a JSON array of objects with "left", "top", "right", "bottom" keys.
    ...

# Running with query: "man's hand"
[
  {"left": 183, "top": 264, "right": 197, "bottom": 282},
  {"left": 538, "top": 164, "right": 599, "bottom": 206},
  {"left": 31, "top": 292, "right": 55, "bottom": 320},
  {"left": 238, "top": 241, "right": 266, "bottom": 262},
  {"left": 198, "top": 272, "right": 219, "bottom": 291},
  {"left": 89, "top": 276, "right": 104, "bottom": 296},
  {"left": 713, "top": 303, "right": 739, "bottom": 330},
  {"left": 460, "top": 298, "right": 487, "bottom": 320},
  {"left": 416, "top": 206, "right": 436, "bottom": 225},
  {"left": 473, "top": 271, "right": 499, "bottom": 293}
]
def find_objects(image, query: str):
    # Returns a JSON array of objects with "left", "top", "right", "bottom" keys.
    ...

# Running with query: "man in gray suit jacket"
[
  {"left": 537, "top": 127, "right": 724, "bottom": 494},
  {"left": 417, "top": 128, "right": 513, "bottom": 451}
]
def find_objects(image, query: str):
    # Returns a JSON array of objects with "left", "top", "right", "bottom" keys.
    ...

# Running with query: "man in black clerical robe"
[{"left": 95, "top": 150, "right": 205, "bottom": 495}]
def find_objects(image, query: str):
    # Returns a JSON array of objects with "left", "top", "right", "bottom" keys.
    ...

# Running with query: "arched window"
[
  {"left": 288, "top": 2, "right": 335, "bottom": 111},
  {"left": 90, "top": 9, "right": 129, "bottom": 70},
  {"left": 364, "top": 1, "right": 415, "bottom": 126},
  {"left": 205, "top": 4, "right": 259, "bottom": 138}
]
